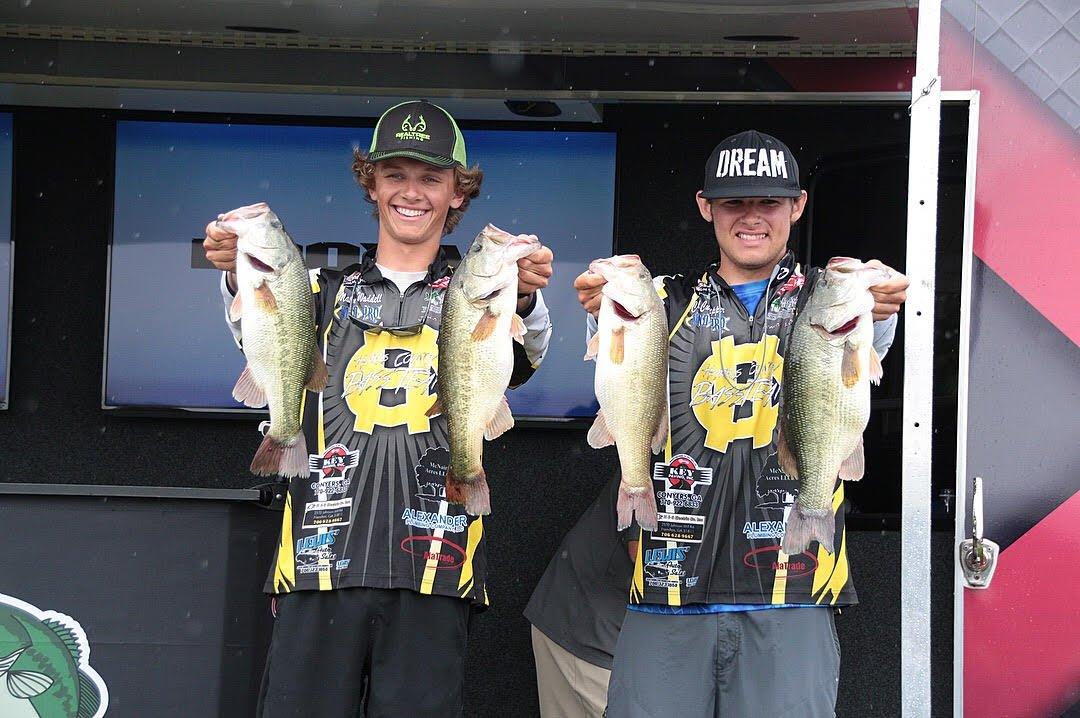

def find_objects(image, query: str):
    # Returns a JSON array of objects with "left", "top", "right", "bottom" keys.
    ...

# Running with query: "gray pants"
[{"left": 606, "top": 607, "right": 840, "bottom": 718}]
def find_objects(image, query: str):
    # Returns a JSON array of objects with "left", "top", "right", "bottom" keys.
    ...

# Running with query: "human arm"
[
  {"left": 508, "top": 245, "right": 554, "bottom": 387},
  {"left": 865, "top": 259, "right": 908, "bottom": 361}
]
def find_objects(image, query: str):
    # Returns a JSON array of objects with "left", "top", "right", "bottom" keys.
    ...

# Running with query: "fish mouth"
[
  {"left": 817, "top": 316, "right": 859, "bottom": 336},
  {"left": 245, "top": 253, "right": 275, "bottom": 273}
]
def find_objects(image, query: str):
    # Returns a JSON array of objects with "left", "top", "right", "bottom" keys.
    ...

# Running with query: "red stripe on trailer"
[
  {"left": 767, "top": 58, "right": 914, "bottom": 93},
  {"left": 964, "top": 490, "right": 1080, "bottom": 717},
  {"left": 940, "top": 12, "right": 1080, "bottom": 348}
]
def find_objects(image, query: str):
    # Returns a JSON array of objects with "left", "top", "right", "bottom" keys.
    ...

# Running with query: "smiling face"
[
  {"left": 368, "top": 157, "right": 465, "bottom": 250},
  {"left": 695, "top": 191, "right": 808, "bottom": 284}
]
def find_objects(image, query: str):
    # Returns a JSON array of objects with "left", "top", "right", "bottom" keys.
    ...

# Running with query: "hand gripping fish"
[
  {"left": 585, "top": 255, "right": 669, "bottom": 531},
  {"left": 778, "top": 257, "right": 889, "bottom": 554},
  {"left": 430, "top": 224, "right": 541, "bottom": 515},
  {"left": 218, "top": 203, "right": 327, "bottom": 479}
]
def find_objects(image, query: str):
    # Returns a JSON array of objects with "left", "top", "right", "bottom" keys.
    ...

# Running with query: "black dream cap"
[
  {"left": 701, "top": 130, "right": 802, "bottom": 199},
  {"left": 367, "top": 100, "right": 468, "bottom": 169}
]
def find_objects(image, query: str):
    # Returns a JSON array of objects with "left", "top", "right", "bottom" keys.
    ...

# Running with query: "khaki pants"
[{"left": 531, "top": 625, "right": 611, "bottom": 718}]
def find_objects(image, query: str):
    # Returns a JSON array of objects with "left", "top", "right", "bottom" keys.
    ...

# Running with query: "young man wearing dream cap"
[
  {"left": 204, "top": 100, "right": 554, "bottom": 717},
  {"left": 572, "top": 129, "right": 909, "bottom": 716}
]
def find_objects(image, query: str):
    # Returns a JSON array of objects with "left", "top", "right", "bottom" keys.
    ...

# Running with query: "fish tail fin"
[
  {"left": 617, "top": 484, "right": 658, "bottom": 532},
  {"left": 251, "top": 432, "right": 309, "bottom": 478},
  {"left": 445, "top": 468, "right": 491, "bottom": 516},
  {"left": 782, "top": 505, "right": 835, "bottom": 555}
]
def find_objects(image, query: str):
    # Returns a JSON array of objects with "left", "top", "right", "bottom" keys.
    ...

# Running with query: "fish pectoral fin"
[
  {"left": 0, "top": 648, "right": 24, "bottom": 672},
  {"left": 839, "top": 436, "right": 865, "bottom": 481},
  {"left": 7, "top": 669, "right": 54, "bottom": 699},
  {"left": 841, "top": 344, "right": 861, "bottom": 387},
  {"left": 232, "top": 364, "right": 267, "bottom": 408},
  {"left": 650, "top": 403, "right": 669, "bottom": 454},
  {"left": 510, "top": 314, "right": 527, "bottom": 345},
  {"left": 228, "top": 291, "right": 243, "bottom": 322},
  {"left": 484, "top": 396, "right": 515, "bottom": 440},
  {"left": 609, "top": 327, "right": 625, "bottom": 364},
  {"left": 584, "top": 333, "right": 600, "bottom": 361},
  {"left": 776, "top": 422, "right": 798, "bottom": 478},
  {"left": 425, "top": 397, "right": 444, "bottom": 418},
  {"left": 869, "top": 346, "right": 883, "bottom": 386},
  {"left": 471, "top": 309, "right": 497, "bottom": 341},
  {"left": 587, "top": 409, "right": 615, "bottom": 449},
  {"left": 254, "top": 281, "right": 278, "bottom": 313},
  {"left": 305, "top": 350, "right": 328, "bottom": 392}
]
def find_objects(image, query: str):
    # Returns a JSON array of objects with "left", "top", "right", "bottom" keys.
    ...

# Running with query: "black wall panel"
[{"left": 0, "top": 103, "right": 956, "bottom": 717}]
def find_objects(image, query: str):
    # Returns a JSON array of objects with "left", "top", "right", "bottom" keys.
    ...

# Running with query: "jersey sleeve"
[{"left": 509, "top": 289, "right": 553, "bottom": 388}]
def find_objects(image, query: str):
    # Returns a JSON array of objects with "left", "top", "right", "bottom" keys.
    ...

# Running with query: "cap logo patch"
[
  {"left": 396, "top": 114, "right": 431, "bottom": 142},
  {"left": 715, "top": 148, "right": 788, "bottom": 179}
]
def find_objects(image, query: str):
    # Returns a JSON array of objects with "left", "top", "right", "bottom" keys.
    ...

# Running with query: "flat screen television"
[
  {"left": 0, "top": 112, "right": 13, "bottom": 410},
  {"left": 104, "top": 118, "right": 616, "bottom": 419}
]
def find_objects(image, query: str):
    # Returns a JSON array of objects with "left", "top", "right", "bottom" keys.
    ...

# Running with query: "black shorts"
[{"left": 258, "top": 586, "right": 472, "bottom": 718}]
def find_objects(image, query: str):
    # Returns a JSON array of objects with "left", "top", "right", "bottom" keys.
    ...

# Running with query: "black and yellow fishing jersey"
[
  {"left": 229, "top": 248, "right": 549, "bottom": 605},
  {"left": 630, "top": 250, "right": 859, "bottom": 608}
]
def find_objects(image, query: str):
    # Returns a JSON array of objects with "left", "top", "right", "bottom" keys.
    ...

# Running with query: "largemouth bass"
[
  {"left": 433, "top": 224, "right": 540, "bottom": 515},
  {"left": 0, "top": 599, "right": 105, "bottom": 718},
  {"left": 778, "top": 257, "right": 888, "bottom": 554},
  {"left": 585, "top": 255, "right": 669, "bottom": 531},
  {"left": 218, "top": 202, "right": 327, "bottom": 479}
]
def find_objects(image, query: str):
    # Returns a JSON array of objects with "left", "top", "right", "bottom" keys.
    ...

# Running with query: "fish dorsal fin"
[
  {"left": 77, "top": 671, "right": 103, "bottom": 718},
  {"left": 44, "top": 618, "right": 83, "bottom": 662},
  {"left": 0, "top": 647, "right": 24, "bottom": 673},
  {"left": 8, "top": 669, "right": 54, "bottom": 698}
]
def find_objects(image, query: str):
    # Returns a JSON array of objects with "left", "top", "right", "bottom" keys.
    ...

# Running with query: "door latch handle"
[{"left": 959, "top": 476, "right": 999, "bottom": 589}]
